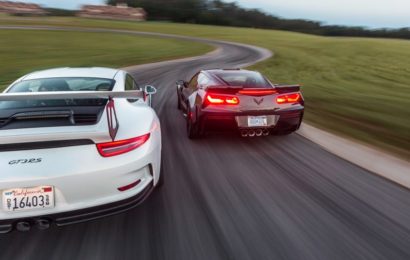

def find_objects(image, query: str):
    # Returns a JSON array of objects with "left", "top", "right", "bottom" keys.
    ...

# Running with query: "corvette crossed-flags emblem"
[{"left": 253, "top": 98, "right": 264, "bottom": 105}]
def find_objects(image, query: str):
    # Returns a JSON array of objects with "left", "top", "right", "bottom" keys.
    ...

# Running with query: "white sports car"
[{"left": 0, "top": 67, "right": 162, "bottom": 233}]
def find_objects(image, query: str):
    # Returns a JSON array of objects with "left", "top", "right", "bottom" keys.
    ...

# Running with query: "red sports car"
[{"left": 176, "top": 69, "right": 304, "bottom": 138}]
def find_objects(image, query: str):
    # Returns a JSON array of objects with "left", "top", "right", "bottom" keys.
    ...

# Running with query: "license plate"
[
  {"left": 2, "top": 186, "right": 54, "bottom": 212},
  {"left": 247, "top": 116, "right": 267, "bottom": 127}
]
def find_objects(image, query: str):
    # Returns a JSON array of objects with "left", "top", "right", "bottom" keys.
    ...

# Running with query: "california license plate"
[
  {"left": 2, "top": 186, "right": 54, "bottom": 212},
  {"left": 248, "top": 116, "right": 268, "bottom": 127}
]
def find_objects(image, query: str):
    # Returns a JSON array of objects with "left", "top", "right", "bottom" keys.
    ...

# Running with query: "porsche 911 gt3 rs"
[
  {"left": 176, "top": 69, "right": 304, "bottom": 138},
  {"left": 0, "top": 67, "right": 162, "bottom": 233}
]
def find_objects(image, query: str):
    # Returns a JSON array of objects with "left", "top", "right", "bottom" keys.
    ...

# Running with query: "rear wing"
[
  {"left": 205, "top": 85, "right": 301, "bottom": 95},
  {"left": 274, "top": 85, "right": 301, "bottom": 93},
  {"left": 0, "top": 90, "right": 144, "bottom": 101},
  {"left": 0, "top": 90, "right": 145, "bottom": 141}
]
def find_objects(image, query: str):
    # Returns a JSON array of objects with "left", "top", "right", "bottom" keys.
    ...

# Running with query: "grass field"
[
  {"left": 0, "top": 16, "right": 409, "bottom": 158},
  {"left": 0, "top": 29, "right": 212, "bottom": 88}
]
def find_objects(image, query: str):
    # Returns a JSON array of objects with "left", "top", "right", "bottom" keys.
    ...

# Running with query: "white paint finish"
[{"left": 0, "top": 68, "right": 162, "bottom": 220}]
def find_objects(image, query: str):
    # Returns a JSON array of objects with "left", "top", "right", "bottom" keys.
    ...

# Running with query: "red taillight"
[
  {"left": 97, "top": 133, "right": 150, "bottom": 157},
  {"left": 206, "top": 94, "right": 224, "bottom": 104},
  {"left": 205, "top": 94, "right": 239, "bottom": 105},
  {"left": 225, "top": 96, "right": 239, "bottom": 104},
  {"left": 276, "top": 93, "right": 301, "bottom": 104}
]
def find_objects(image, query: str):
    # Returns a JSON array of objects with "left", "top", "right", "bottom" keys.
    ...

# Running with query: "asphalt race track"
[{"left": 1, "top": 27, "right": 410, "bottom": 260}]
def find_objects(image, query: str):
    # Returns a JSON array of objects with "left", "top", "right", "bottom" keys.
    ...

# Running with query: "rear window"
[
  {"left": 1, "top": 77, "right": 115, "bottom": 109},
  {"left": 8, "top": 77, "right": 114, "bottom": 93},
  {"left": 215, "top": 71, "right": 272, "bottom": 88}
]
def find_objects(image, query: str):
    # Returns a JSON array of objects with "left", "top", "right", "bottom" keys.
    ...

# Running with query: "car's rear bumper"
[
  {"left": 199, "top": 107, "right": 304, "bottom": 132},
  {"left": 0, "top": 181, "right": 154, "bottom": 234},
  {"left": 0, "top": 131, "right": 161, "bottom": 221}
]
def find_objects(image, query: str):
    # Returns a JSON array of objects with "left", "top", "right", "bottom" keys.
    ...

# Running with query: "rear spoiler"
[
  {"left": 205, "top": 85, "right": 301, "bottom": 94},
  {"left": 0, "top": 90, "right": 144, "bottom": 101},
  {"left": 274, "top": 85, "right": 301, "bottom": 93},
  {"left": 0, "top": 90, "right": 145, "bottom": 141}
]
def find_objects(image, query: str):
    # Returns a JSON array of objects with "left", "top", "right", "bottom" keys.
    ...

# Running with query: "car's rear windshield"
[
  {"left": 1, "top": 77, "right": 115, "bottom": 109},
  {"left": 215, "top": 71, "right": 272, "bottom": 88},
  {"left": 8, "top": 77, "right": 114, "bottom": 93}
]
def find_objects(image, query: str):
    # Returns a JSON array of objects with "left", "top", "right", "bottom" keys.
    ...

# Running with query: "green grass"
[
  {"left": 0, "top": 29, "right": 212, "bottom": 88},
  {"left": 0, "top": 16, "right": 409, "bottom": 158}
]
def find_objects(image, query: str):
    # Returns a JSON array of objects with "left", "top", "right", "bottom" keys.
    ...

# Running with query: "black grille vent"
[{"left": 73, "top": 114, "right": 98, "bottom": 124}]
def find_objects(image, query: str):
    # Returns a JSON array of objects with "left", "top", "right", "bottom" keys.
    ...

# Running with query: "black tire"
[
  {"left": 187, "top": 108, "right": 200, "bottom": 139},
  {"left": 157, "top": 157, "right": 164, "bottom": 188}
]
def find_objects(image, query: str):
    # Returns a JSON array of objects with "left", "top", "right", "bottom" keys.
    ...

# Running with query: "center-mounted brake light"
[
  {"left": 276, "top": 93, "right": 301, "bottom": 104},
  {"left": 205, "top": 94, "right": 239, "bottom": 105},
  {"left": 238, "top": 89, "right": 277, "bottom": 96},
  {"left": 97, "top": 133, "right": 150, "bottom": 157}
]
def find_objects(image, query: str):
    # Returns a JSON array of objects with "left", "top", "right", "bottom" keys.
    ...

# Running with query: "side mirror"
[
  {"left": 144, "top": 85, "right": 156, "bottom": 107},
  {"left": 176, "top": 80, "right": 187, "bottom": 89},
  {"left": 145, "top": 85, "right": 157, "bottom": 95}
]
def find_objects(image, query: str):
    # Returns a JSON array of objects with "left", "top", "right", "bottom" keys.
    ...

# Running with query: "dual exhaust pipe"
[
  {"left": 15, "top": 218, "right": 51, "bottom": 232},
  {"left": 241, "top": 129, "right": 269, "bottom": 137}
]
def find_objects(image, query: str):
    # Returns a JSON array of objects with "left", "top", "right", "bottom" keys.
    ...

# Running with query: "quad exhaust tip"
[
  {"left": 240, "top": 130, "right": 248, "bottom": 137},
  {"left": 241, "top": 129, "right": 270, "bottom": 137},
  {"left": 248, "top": 130, "right": 256, "bottom": 137}
]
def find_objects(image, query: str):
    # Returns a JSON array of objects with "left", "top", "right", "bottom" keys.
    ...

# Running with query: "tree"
[{"left": 106, "top": 0, "right": 410, "bottom": 40}]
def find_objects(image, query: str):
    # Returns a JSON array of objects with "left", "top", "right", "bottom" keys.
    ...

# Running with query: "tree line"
[{"left": 107, "top": 0, "right": 410, "bottom": 40}]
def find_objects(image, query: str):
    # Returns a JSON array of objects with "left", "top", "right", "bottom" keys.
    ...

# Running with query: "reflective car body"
[
  {"left": 0, "top": 68, "right": 162, "bottom": 233},
  {"left": 176, "top": 69, "right": 304, "bottom": 138}
]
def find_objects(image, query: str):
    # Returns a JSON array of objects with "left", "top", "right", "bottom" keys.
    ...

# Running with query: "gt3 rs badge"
[{"left": 8, "top": 158, "right": 42, "bottom": 165}]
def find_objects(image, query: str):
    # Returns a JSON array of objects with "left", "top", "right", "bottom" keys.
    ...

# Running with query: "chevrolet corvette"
[{"left": 176, "top": 69, "right": 304, "bottom": 138}]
